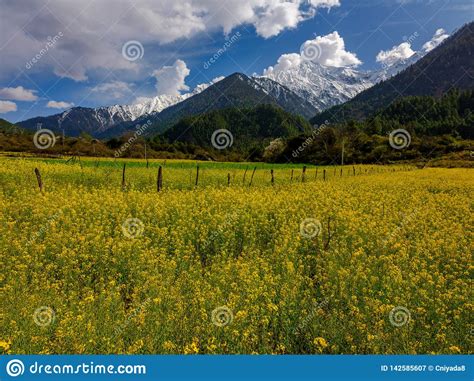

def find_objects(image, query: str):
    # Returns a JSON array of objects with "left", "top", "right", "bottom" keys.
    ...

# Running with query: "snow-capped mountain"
[
  {"left": 18, "top": 82, "right": 216, "bottom": 136},
  {"left": 370, "top": 52, "right": 424, "bottom": 83},
  {"left": 257, "top": 57, "right": 421, "bottom": 113},
  {"left": 257, "top": 61, "right": 374, "bottom": 112}
]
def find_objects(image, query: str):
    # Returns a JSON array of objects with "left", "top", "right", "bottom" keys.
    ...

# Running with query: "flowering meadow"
[{"left": 0, "top": 157, "right": 472, "bottom": 354}]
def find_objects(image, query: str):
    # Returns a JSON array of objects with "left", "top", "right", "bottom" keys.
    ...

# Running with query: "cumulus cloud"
[
  {"left": 263, "top": 31, "right": 361, "bottom": 76},
  {"left": 422, "top": 28, "right": 450, "bottom": 52},
  {"left": 153, "top": 60, "right": 190, "bottom": 96},
  {"left": 0, "top": 86, "right": 38, "bottom": 101},
  {"left": 0, "top": 0, "right": 340, "bottom": 82},
  {"left": 47, "top": 100, "right": 74, "bottom": 109},
  {"left": 376, "top": 42, "right": 415, "bottom": 67},
  {"left": 263, "top": 53, "right": 302, "bottom": 76},
  {"left": 300, "top": 31, "right": 361, "bottom": 67},
  {"left": 0, "top": 101, "right": 17, "bottom": 113}
]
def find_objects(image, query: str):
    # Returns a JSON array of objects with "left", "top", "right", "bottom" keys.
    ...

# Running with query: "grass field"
[{"left": 0, "top": 156, "right": 472, "bottom": 354}]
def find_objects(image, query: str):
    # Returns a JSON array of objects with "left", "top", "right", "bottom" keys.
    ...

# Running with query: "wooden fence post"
[
  {"left": 270, "top": 169, "right": 274, "bottom": 186},
  {"left": 195, "top": 165, "right": 200, "bottom": 187},
  {"left": 157, "top": 166, "right": 163, "bottom": 192},
  {"left": 302, "top": 166, "right": 306, "bottom": 183},
  {"left": 227, "top": 173, "right": 231, "bottom": 186},
  {"left": 323, "top": 169, "right": 326, "bottom": 181},
  {"left": 34, "top": 168, "right": 43, "bottom": 194}
]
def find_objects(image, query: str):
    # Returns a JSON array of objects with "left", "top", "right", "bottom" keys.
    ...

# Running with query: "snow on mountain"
[
  {"left": 255, "top": 29, "right": 449, "bottom": 113},
  {"left": 256, "top": 61, "right": 373, "bottom": 112},
  {"left": 370, "top": 51, "right": 425, "bottom": 83},
  {"left": 256, "top": 57, "right": 420, "bottom": 113},
  {"left": 251, "top": 76, "right": 318, "bottom": 118},
  {"left": 19, "top": 78, "right": 226, "bottom": 136},
  {"left": 90, "top": 78, "right": 225, "bottom": 130}
]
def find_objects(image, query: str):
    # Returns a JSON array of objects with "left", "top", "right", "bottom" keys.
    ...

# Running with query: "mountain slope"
[
  {"left": 312, "top": 22, "right": 474, "bottom": 125},
  {"left": 161, "top": 104, "right": 312, "bottom": 148},
  {"left": 252, "top": 77, "right": 317, "bottom": 118},
  {"left": 116, "top": 73, "right": 317, "bottom": 138}
]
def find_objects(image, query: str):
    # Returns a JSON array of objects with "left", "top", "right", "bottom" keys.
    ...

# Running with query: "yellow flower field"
[{"left": 0, "top": 156, "right": 472, "bottom": 354}]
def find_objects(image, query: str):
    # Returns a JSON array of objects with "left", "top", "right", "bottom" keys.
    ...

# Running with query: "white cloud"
[
  {"left": 301, "top": 31, "right": 361, "bottom": 67},
  {"left": 47, "top": 100, "right": 74, "bottom": 109},
  {"left": 263, "top": 53, "right": 302, "bottom": 76},
  {"left": 153, "top": 59, "right": 190, "bottom": 96},
  {"left": 0, "top": 101, "right": 17, "bottom": 113},
  {"left": 0, "top": 0, "right": 340, "bottom": 82},
  {"left": 422, "top": 28, "right": 449, "bottom": 53},
  {"left": 91, "top": 81, "right": 133, "bottom": 99},
  {"left": 253, "top": 2, "right": 303, "bottom": 39},
  {"left": 376, "top": 42, "right": 415, "bottom": 67},
  {"left": 0, "top": 86, "right": 38, "bottom": 101},
  {"left": 263, "top": 31, "right": 361, "bottom": 76}
]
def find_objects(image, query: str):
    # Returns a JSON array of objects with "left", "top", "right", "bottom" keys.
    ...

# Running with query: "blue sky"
[{"left": 0, "top": 0, "right": 472, "bottom": 123}]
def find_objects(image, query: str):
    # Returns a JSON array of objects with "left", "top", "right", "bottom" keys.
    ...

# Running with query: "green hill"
[{"left": 160, "top": 104, "right": 312, "bottom": 149}]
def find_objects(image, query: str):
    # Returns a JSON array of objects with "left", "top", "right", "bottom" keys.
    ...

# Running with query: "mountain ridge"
[{"left": 311, "top": 22, "right": 474, "bottom": 125}]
